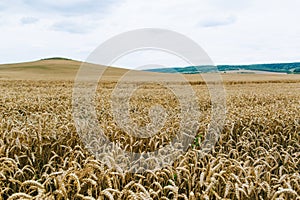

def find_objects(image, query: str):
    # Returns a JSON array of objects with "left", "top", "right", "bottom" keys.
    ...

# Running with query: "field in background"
[
  {"left": 1, "top": 59, "right": 300, "bottom": 83},
  {"left": 0, "top": 59, "right": 299, "bottom": 199}
]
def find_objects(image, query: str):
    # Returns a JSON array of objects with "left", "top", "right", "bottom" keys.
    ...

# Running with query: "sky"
[{"left": 1, "top": 0, "right": 300, "bottom": 68}]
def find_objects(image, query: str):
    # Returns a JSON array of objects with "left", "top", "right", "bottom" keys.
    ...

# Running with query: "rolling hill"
[
  {"left": 0, "top": 58, "right": 128, "bottom": 80},
  {"left": 0, "top": 58, "right": 299, "bottom": 83}
]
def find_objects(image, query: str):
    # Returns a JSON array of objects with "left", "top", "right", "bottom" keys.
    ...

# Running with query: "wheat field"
[{"left": 0, "top": 61, "right": 299, "bottom": 199}]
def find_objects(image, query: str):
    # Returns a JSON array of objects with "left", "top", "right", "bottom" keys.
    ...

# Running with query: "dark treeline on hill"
[
  {"left": 41, "top": 57, "right": 73, "bottom": 61},
  {"left": 145, "top": 62, "right": 300, "bottom": 74}
]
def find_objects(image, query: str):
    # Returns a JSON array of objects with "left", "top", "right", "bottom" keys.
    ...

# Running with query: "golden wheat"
[{"left": 0, "top": 80, "right": 299, "bottom": 199}]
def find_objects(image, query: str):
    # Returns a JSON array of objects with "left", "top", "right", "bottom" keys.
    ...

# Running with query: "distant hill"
[
  {"left": 145, "top": 62, "right": 300, "bottom": 74},
  {"left": 0, "top": 58, "right": 299, "bottom": 82},
  {"left": 0, "top": 58, "right": 127, "bottom": 80}
]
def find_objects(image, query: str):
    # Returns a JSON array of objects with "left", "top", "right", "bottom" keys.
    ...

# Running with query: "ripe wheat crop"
[{"left": 0, "top": 79, "right": 299, "bottom": 199}]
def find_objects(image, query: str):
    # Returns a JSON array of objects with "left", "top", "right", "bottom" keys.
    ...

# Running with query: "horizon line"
[{"left": 1, "top": 57, "right": 300, "bottom": 68}]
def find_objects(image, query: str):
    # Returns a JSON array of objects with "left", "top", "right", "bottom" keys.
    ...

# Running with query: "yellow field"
[{"left": 0, "top": 60, "right": 299, "bottom": 199}]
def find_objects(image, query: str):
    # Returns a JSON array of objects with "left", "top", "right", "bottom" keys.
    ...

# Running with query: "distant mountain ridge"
[{"left": 145, "top": 62, "right": 300, "bottom": 74}]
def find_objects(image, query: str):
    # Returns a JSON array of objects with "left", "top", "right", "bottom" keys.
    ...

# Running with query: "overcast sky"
[{"left": 1, "top": 0, "right": 300, "bottom": 68}]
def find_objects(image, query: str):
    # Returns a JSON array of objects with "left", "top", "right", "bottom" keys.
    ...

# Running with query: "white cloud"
[
  {"left": 0, "top": 0, "right": 300, "bottom": 66},
  {"left": 20, "top": 17, "right": 39, "bottom": 24},
  {"left": 51, "top": 18, "right": 96, "bottom": 34},
  {"left": 22, "top": 0, "right": 118, "bottom": 15},
  {"left": 198, "top": 15, "right": 237, "bottom": 28},
  {"left": 35, "top": 0, "right": 93, "bottom": 7}
]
